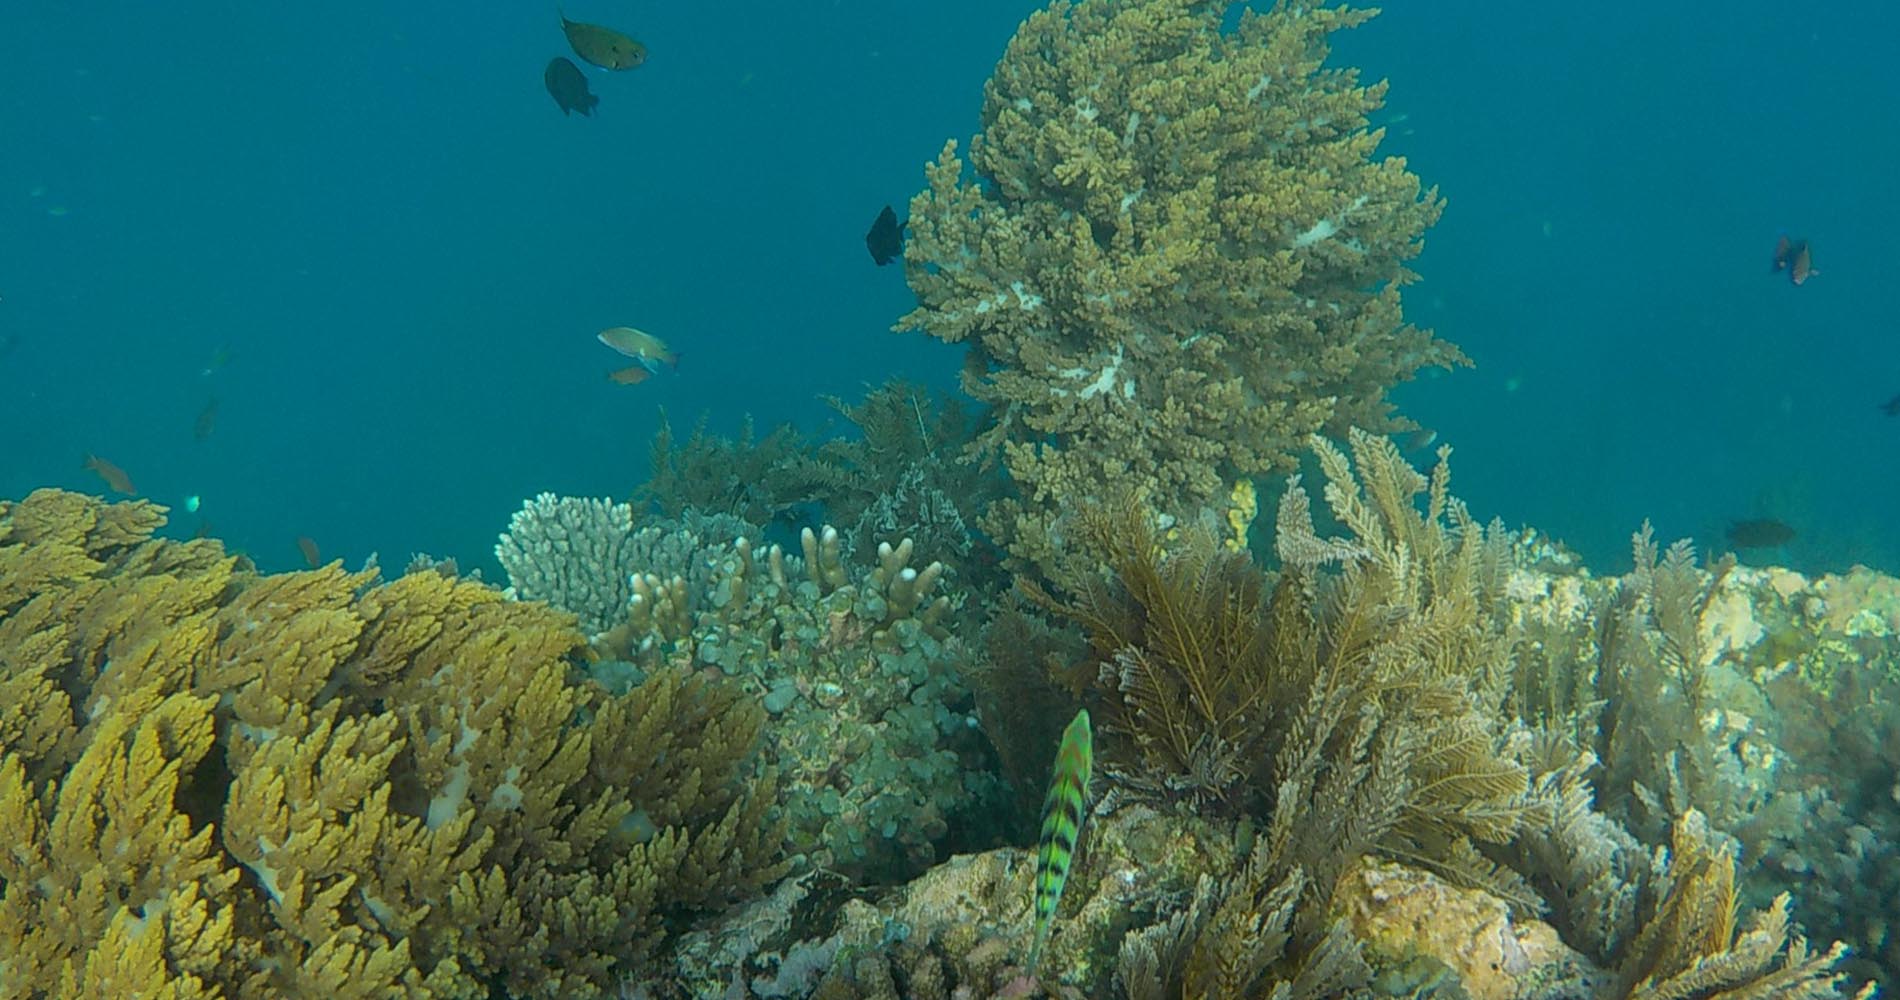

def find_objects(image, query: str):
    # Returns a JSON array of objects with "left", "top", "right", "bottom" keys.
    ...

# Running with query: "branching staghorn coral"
[
  {"left": 0, "top": 488, "right": 785, "bottom": 999},
  {"left": 898, "top": 0, "right": 1463, "bottom": 579}
]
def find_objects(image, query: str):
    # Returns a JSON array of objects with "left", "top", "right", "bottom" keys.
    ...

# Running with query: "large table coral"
[
  {"left": 0, "top": 489, "right": 785, "bottom": 998},
  {"left": 897, "top": 0, "right": 1463, "bottom": 577}
]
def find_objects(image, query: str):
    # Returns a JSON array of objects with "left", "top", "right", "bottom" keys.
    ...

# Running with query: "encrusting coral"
[
  {"left": 898, "top": 0, "right": 1463, "bottom": 579},
  {"left": 0, "top": 488, "right": 785, "bottom": 999}
]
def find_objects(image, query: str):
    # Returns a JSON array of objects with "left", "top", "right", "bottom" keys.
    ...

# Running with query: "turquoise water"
[{"left": 1, "top": 1, "right": 1893, "bottom": 575}]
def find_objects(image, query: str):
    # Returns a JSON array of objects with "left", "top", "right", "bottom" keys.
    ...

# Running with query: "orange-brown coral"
[{"left": 0, "top": 488, "right": 785, "bottom": 998}]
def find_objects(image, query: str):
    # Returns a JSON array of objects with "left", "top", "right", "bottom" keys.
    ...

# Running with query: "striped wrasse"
[{"left": 1027, "top": 708, "right": 1093, "bottom": 976}]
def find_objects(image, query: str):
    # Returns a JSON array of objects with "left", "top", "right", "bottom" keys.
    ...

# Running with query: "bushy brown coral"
[
  {"left": 898, "top": 0, "right": 1463, "bottom": 580},
  {"left": 0, "top": 489, "right": 785, "bottom": 999},
  {"left": 1029, "top": 432, "right": 1531, "bottom": 905}
]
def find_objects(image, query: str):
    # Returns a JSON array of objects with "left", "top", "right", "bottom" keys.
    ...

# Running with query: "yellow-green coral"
[
  {"left": 1223, "top": 477, "right": 1257, "bottom": 551},
  {"left": 0, "top": 489, "right": 785, "bottom": 998},
  {"left": 897, "top": 0, "right": 1463, "bottom": 578}
]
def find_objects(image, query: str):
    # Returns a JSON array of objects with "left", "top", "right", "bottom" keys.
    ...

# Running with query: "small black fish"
[
  {"left": 865, "top": 204, "right": 905, "bottom": 266},
  {"left": 1727, "top": 518, "right": 1795, "bottom": 550},
  {"left": 193, "top": 396, "right": 219, "bottom": 442},
  {"left": 1881, "top": 394, "right": 1900, "bottom": 417},
  {"left": 544, "top": 57, "right": 598, "bottom": 117}
]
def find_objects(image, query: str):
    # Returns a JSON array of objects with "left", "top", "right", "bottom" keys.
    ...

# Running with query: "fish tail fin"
[{"left": 1026, "top": 923, "right": 1050, "bottom": 978}]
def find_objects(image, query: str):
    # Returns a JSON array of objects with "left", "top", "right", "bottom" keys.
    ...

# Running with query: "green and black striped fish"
[{"left": 1027, "top": 708, "right": 1093, "bottom": 976}]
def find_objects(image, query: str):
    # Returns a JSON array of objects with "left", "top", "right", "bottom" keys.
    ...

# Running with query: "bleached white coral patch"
[
  {"left": 970, "top": 282, "right": 1041, "bottom": 317},
  {"left": 1292, "top": 194, "right": 1371, "bottom": 249},
  {"left": 1292, "top": 217, "right": 1339, "bottom": 248},
  {"left": 1052, "top": 344, "right": 1127, "bottom": 399}
]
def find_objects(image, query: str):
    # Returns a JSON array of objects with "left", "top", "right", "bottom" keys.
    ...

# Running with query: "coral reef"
[
  {"left": 0, "top": 488, "right": 784, "bottom": 998},
  {"left": 949, "top": 431, "right": 1865, "bottom": 999},
  {"left": 494, "top": 491, "right": 645, "bottom": 635},
  {"left": 1027, "top": 432, "right": 1532, "bottom": 904},
  {"left": 11, "top": 439, "right": 1893, "bottom": 999},
  {"left": 1506, "top": 528, "right": 1900, "bottom": 990},
  {"left": 1336, "top": 860, "right": 1588, "bottom": 1000},
  {"left": 636, "top": 381, "right": 998, "bottom": 576},
  {"left": 897, "top": 0, "right": 1463, "bottom": 579},
  {"left": 499, "top": 499, "right": 1009, "bottom": 885}
]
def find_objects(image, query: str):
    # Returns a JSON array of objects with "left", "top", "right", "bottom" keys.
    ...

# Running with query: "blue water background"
[{"left": 0, "top": 2, "right": 1893, "bottom": 577}]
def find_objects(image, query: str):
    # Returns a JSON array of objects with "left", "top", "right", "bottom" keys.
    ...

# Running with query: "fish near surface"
[
  {"left": 1772, "top": 234, "right": 1794, "bottom": 273},
  {"left": 561, "top": 13, "right": 646, "bottom": 70},
  {"left": 1788, "top": 240, "right": 1817, "bottom": 285},
  {"left": 544, "top": 56, "right": 598, "bottom": 116},
  {"left": 84, "top": 453, "right": 136, "bottom": 495},
  {"left": 1772, "top": 235, "right": 1817, "bottom": 286},
  {"left": 1027, "top": 708, "right": 1092, "bottom": 977}
]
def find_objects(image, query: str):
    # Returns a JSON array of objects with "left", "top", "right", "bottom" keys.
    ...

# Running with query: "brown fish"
[
  {"left": 561, "top": 12, "right": 646, "bottom": 70},
  {"left": 1727, "top": 518, "right": 1795, "bottom": 550},
  {"left": 1789, "top": 240, "right": 1817, "bottom": 285},
  {"left": 544, "top": 56, "right": 598, "bottom": 117},
  {"left": 83, "top": 453, "right": 136, "bottom": 495},
  {"left": 865, "top": 204, "right": 904, "bottom": 266},
  {"left": 296, "top": 536, "right": 321, "bottom": 569},
  {"left": 1772, "top": 235, "right": 1817, "bottom": 286},
  {"left": 607, "top": 364, "right": 652, "bottom": 385}
]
